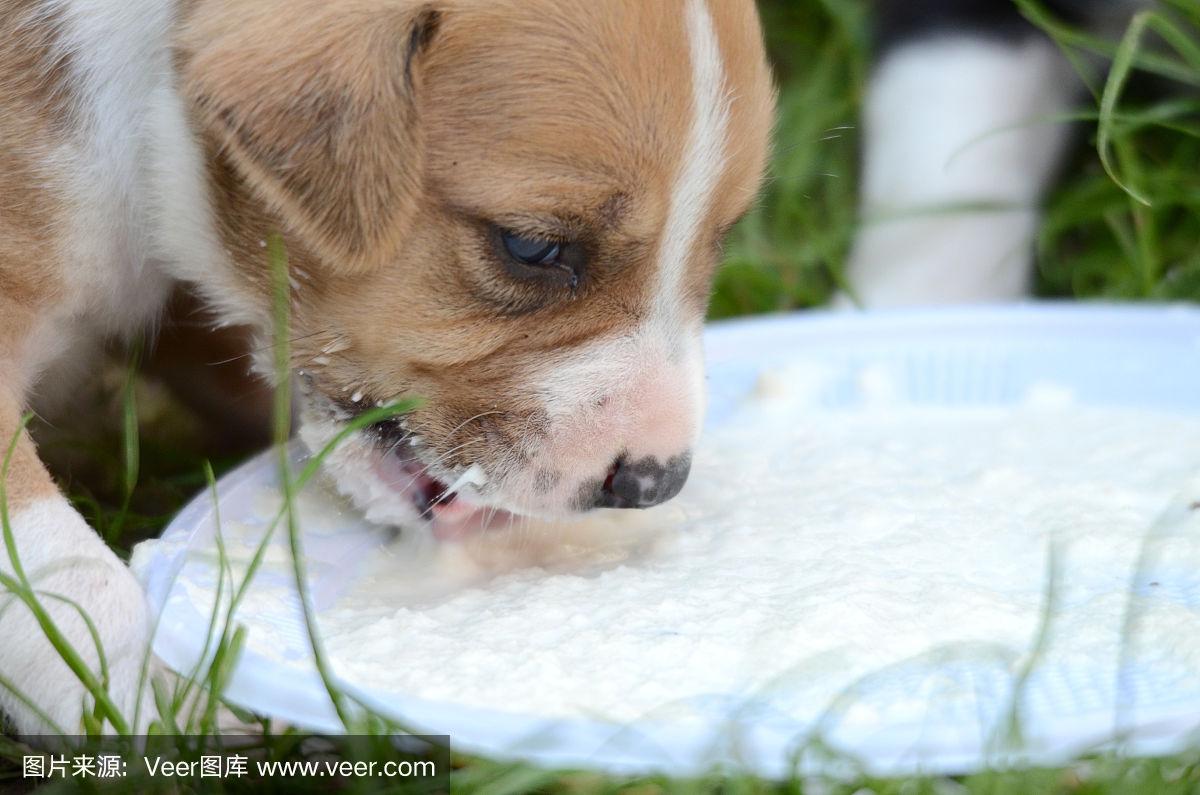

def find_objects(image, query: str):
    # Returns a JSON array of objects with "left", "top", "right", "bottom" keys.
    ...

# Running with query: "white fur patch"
[
  {"left": 844, "top": 36, "right": 1075, "bottom": 306},
  {"left": 44, "top": 0, "right": 175, "bottom": 330},
  {"left": 652, "top": 0, "right": 731, "bottom": 344},
  {"left": 145, "top": 81, "right": 263, "bottom": 330},
  {"left": 20, "top": 1, "right": 247, "bottom": 393},
  {"left": 510, "top": 325, "right": 705, "bottom": 515}
]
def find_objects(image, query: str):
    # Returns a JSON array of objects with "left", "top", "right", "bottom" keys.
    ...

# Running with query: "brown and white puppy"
[{"left": 0, "top": 0, "right": 773, "bottom": 733}]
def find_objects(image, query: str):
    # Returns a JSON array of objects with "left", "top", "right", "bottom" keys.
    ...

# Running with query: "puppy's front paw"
[{"left": 0, "top": 498, "right": 155, "bottom": 735}]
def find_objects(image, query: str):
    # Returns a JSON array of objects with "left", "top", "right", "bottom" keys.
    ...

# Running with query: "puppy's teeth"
[
  {"left": 446, "top": 463, "right": 487, "bottom": 494},
  {"left": 351, "top": 391, "right": 363, "bottom": 403}
]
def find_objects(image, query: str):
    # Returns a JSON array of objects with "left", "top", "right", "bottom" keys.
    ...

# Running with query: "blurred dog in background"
[{"left": 845, "top": 0, "right": 1144, "bottom": 306}]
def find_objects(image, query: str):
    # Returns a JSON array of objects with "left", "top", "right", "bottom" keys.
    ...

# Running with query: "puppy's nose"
[{"left": 594, "top": 453, "right": 692, "bottom": 509}]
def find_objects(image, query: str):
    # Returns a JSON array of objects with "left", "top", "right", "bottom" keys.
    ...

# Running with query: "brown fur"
[
  {"left": 0, "top": 3, "right": 74, "bottom": 509},
  {"left": 0, "top": 390, "right": 59, "bottom": 510},
  {"left": 0, "top": 3, "right": 71, "bottom": 354}
]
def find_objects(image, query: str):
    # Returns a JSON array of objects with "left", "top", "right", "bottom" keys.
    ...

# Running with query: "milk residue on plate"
[{"left": 134, "top": 365, "right": 1200, "bottom": 733}]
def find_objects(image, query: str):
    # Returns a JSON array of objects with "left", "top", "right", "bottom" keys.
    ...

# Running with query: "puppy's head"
[{"left": 178, "top": 0, "right": 774, "bottom": 534}]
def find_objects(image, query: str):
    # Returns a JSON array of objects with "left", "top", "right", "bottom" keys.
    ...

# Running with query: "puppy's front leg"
[{"left": 0, "top": 387, "right": 155, "bottom": 735}]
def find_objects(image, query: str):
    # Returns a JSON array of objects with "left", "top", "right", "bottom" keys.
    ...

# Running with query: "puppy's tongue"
[
  {"left": 373, "top": 450, "right": 507, "bottom": 541},
  {"left": 428, "top": 499, "right": 484, "bottom": 541}
]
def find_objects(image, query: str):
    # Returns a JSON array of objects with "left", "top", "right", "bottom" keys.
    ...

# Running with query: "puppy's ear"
[{"left": 179, "top": 1, "right": 440, "bottom": 272}]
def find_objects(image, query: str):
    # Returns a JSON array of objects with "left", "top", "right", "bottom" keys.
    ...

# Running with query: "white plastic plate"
[{"left": 135, "top": 303, "right": 1200, "bottom": 778}]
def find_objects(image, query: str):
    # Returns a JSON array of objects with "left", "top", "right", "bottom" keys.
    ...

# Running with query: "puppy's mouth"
[
  {"left": 370, "top": 431, "right": 489, "bottom": 539},
  {"left": 297, "top": 384, "right": 519, "bottom": 541}
]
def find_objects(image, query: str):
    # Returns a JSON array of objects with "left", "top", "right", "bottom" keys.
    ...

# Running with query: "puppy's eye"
[
  {"left": 491, "top": 226, "right": 582, "bottom": 291},
  {"left": 501, "top": 230, "right": 561, "bottom": 266}
]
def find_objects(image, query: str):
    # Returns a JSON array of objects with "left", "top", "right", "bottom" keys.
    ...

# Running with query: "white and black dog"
[{"left": 846, "top": 0, "right": 1143, "bottom": 306}]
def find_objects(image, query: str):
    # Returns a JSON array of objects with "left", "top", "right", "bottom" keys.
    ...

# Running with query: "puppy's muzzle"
[{"left": 593, "top": 452, "right": 692, "bottom": 509}]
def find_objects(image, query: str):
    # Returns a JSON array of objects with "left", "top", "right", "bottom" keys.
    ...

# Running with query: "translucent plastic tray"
[{"left": 134, "top": 303, "right": 1200, "bottom": 778}]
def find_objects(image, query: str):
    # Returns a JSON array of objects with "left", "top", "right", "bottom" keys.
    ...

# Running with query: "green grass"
[
  {"left": 711, "top": 0, "right": 869, "bottom": 317},
  {"left": 4, "top": 0, "right": 1200, "bottom": 792}
]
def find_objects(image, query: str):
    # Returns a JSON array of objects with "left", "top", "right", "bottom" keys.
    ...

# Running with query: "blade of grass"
[
  {"left": 256, "top": 235, "right": 427, "bottom": 738},
  {"left": 996, "top": 542, "right": 1062, "bottom": 752},
  {"left": 1097, "top": 12, "right": 1154, "bottom": 207},
  {"left": 1015, "top": 0, "right": 1200, "bottom": 89},
  {"left": 105, "top": 339, "right": 142, "bottom": 544},
  {"left": 267, "top": 233, "right": 356, "bottom": 731},
  {"left": 37, "top": 591, "right": 114, "bottom": 733},
  {"left": 179, "top": 459, "right": 234, "bottom": 731},
  {"left": 0, "top": 670, "right": 67, "bottom": 736}
]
